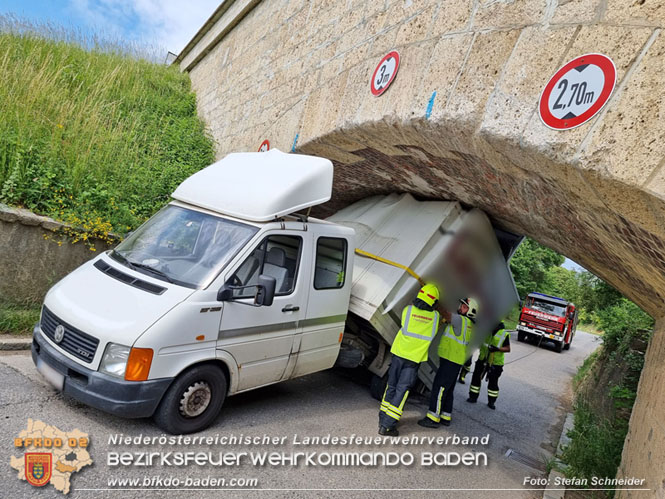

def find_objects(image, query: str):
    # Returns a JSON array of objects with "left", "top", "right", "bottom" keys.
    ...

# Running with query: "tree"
[
  {"left": 543, "top": 266, "right": 580, "bottom": 303},
  {"left": 510, "top": 238, "right": 565, "bottom": 299}
]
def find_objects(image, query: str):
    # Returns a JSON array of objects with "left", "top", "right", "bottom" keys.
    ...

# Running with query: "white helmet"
[{"left": 460, "top": 297, "right": 479, "bottom": 319}]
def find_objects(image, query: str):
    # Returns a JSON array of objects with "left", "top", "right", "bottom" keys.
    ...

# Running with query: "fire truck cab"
[{"left": 516, "top": 292, "right": 578, "bottom": 353}]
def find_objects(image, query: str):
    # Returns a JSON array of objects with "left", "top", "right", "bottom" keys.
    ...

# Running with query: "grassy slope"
[{"left": 0, "top": 29, "right": 215, "bottom": 238}]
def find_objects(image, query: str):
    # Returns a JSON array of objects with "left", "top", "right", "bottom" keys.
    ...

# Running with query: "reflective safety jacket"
[
  {"left": 437, "top": 315, "right": 473, "bottom": 365},
  {"left": 391, "top": 305, "right": 440, "bottom": 363},
  {"left": 479, "top": 328, "right": 509, "bottom": 366}
]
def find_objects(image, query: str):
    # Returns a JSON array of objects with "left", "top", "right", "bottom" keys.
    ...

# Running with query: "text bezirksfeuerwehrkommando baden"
[{"left": 106, "top": 433, "right": 490, "bottom": 468}]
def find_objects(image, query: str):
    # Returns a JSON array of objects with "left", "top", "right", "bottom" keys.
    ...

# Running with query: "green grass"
[
  {"left": 560, "top": 402, "right": 628, "bottom": 498},
  {"left": 579, "top": 322, "right": 604, "bottom": 336},
  {"left": 0, "top": 302, "right": 41, "bottom": 336},
  {"left": 0, "top": 17, "right": 215, "bottom": 239},
  {"left": 573, "top": 349, "right": 598, "bottom": 389}
]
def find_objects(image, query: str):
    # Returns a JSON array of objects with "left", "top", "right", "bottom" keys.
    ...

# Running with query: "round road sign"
[
  {"left": 539, "top": 53, "right": 616, "bottom": 130},
  {"left": 258, "top": 139, "right": 270, "bottom": 152},
  {"left": 371, "top": 51, "right": 400, "bottom": 97}
]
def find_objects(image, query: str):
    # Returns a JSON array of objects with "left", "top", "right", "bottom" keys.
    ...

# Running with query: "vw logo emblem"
[{"left": 54, "top": 325, "right": 65, "bottom": 343}]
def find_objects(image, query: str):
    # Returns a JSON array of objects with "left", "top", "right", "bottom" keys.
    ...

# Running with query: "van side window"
[
  {"left": 314, "top": 237, "right": 347, "bottom": 290},
  {"left": 230, "top": 235, "right": 302, "bottom": 297}
]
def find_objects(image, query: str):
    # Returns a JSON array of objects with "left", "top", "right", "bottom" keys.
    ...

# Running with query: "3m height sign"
[
  {"left": 539, "top": 54, "right": 616, "bottom": 130},
  {"left": 371, "top": 51, "right": 400, "bottom": 96}
]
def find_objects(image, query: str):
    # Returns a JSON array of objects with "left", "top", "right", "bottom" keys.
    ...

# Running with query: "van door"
[
  {"left": 289, "top": 235, "right": 352, "bottom": 378},
  {"left": 218, "top": 233, "right": 307, "bottom": 391}
]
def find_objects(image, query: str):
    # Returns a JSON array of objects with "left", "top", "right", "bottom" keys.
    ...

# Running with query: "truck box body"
[{"left": 329, "top": 193, "right": 520, "bottom": 387}]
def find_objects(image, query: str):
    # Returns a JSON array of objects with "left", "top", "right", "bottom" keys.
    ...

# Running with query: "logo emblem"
[
  {"left": 25, "top": 453, "right": 52, "bottom": 487},
  {"left": 54, "top": 325, "right": 65, "bottom": 343}
]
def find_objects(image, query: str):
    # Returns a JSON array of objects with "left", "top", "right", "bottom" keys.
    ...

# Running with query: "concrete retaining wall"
[{"left": 0, "top": 205, "right": 114, "bottom": 304}]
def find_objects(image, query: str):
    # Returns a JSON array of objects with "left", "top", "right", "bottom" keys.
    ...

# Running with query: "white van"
[
  {"left": 32, "top": 149, "right": 520, "bottom": 434},
  {"left": 33, "top": 150, "right": 355, "bottom": 434}
]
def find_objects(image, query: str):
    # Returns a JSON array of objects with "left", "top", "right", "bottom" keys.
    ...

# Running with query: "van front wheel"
[{"left": 153, "top": 364, "right": 227, "bottom": 434}]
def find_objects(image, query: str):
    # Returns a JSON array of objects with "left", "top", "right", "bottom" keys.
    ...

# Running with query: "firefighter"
[
  {"left": 418, "top": 297, "right": 478, "bottom": 428},
  {"left": 378, "top": 283, "right": 442, "bottom": 436},
  {"left": 467, "top": 322, "right": 510, "bottom": 409},
  {"left": 458, "top": 356, "right": 473, "bottom": 384}
]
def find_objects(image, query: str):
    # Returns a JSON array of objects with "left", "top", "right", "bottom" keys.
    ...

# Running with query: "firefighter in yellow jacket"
[
  {"left": 378, "top": 283, "right": 442, "bottom": 436},
  {"left": 467, "top": 321, "right": 510, "bottom": 409},
  {"left": 418, "top": 297, "right": 478, "bottom": 427}
]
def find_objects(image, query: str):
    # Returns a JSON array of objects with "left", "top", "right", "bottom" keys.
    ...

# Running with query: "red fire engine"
[{"left": 516, "top": 292, "right": 578, "bottom": 353}]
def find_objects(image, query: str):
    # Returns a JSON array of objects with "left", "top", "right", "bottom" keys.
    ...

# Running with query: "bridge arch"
[{"left": 177, "top": 1, "right": 665, "bottom": 493}]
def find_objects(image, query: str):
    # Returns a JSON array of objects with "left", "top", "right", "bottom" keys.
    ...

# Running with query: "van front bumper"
[{"left": 32, "top": 325, "right": 173, "bottom": 418}]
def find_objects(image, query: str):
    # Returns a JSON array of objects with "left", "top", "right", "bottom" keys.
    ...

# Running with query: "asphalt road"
[{"left": 1, "top": 330, "right": 599, "bottom": 498}]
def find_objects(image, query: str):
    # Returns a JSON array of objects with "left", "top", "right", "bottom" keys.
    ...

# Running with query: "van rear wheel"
[{"left": 153, "top": 364, "right": 227, "bottom": 434}]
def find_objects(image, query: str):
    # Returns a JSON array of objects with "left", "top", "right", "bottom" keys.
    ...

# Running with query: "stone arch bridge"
[{"left": 176, "top": 1, "right": 665, "bottom": 493}]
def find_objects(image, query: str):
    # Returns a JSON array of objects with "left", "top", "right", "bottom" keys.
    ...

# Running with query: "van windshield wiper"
[
  {"left": 111, "top": 250, "right": 137, "bottom": 270},
  {"left": 127, "top": 261, "right": 175, "bottom": 284}
]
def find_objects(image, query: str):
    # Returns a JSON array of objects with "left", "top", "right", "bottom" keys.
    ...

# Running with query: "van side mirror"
[
  {"left": 255, "top": 275, "right": 276, "bottom": 306},
  {"left": 218, "top": 286, "right": 234, "bottom": 301},
  {"left": 217, "top": 274, "right": 276, "bottom": 307}
]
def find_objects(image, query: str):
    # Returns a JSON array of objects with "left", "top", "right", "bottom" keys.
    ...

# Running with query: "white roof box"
[{"left": 172, "top": 149, "right": 333, "bottom": 222}]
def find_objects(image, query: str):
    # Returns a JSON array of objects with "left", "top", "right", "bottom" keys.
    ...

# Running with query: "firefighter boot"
[{"left": 378, "top": 426, "right": 400, "bottom": 436}]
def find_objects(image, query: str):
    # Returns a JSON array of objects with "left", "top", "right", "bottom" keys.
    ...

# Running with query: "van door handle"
[{"left": 282, "top": 305, "right": 300, "bottom": 312}]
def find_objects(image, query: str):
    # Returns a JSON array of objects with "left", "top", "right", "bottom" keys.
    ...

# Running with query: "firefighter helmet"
[
  {"left": 418, "top": 283, "right": 440, "bottom": 307},
  {"left": 460, "top": 297, "right": 479, "bottom": 319}
]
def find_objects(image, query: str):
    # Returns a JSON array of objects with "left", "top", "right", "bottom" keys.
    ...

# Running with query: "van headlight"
[{"left": 99, "top": 343, "right": 130, "bottom": 377}]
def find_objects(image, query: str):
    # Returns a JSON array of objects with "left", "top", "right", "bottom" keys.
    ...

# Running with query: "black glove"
[{"left": 488, "top": 345, "right": 500, "bottom": 352}]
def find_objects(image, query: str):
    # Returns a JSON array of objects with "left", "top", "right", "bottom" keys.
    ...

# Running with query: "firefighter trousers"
[
  {"left": 459, "top": 356, "right": 473, "bottom": 382},
  {"left": 379, "top": 356, "right": 419, "bottom": 429},
  {"left": 426, "top": 357, "right": 463, "bottom": 423},
  {"left": 469, "top": 361, "right": 504, "bottom": 404}
]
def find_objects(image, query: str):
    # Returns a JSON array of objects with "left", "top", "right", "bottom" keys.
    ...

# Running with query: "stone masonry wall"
[
  {"left": 617, "top": 319, "right": 665, "bottom": 498},
  {"left": 181, "top": 0, "right": 665, "bottom": 490},
  {"left": 0, "top": 205, "right": 113, "bottom": 304}
]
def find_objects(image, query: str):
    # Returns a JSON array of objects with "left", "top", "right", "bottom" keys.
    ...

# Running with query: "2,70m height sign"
[{"left": 539, "top": 53, "right": 616, "bottom": 130}]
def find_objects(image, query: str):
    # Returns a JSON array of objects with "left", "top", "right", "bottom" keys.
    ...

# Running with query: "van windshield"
[{"left": 111, "top": 205, "right": 258, "bottom": 288}]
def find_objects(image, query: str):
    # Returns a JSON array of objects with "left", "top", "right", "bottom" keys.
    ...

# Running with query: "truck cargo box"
[{"left": 328, "top": 193, "right": 519, "bottom": 387}]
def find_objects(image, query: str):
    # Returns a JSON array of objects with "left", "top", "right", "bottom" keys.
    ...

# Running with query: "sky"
[
  {"left": 562, "top": 258, "right": 585, "bottom": 272},
  {"left": 0, "top": 0, "right": 220, "bottom": 56}
]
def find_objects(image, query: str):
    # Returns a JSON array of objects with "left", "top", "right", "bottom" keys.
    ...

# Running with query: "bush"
[
  {"left": 595, "top": 299, "right": 653, "bottom": 356},
  {"left": 0, "top": 20, "right": 215, "bottom": 238}
]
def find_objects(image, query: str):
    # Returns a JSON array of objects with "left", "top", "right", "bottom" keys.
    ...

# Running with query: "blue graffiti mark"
[
  {"left": 291, "top": 134, "right": 299, "bottom": 152},
  {"left": 426, "top": 91, "right": 437, "bottom": 119}
]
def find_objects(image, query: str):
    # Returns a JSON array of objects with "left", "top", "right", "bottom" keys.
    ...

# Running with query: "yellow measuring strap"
[{"left": 354, "top": 248, "right": 423, "bottom": 282}]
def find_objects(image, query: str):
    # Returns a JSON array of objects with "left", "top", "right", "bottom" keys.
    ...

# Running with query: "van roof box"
[{"left": 172, "top": 149, "right": 333, "bottom": 222}]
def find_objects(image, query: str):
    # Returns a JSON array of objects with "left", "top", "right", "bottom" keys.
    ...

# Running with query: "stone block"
[
  {"left": 394, "top": 5, "right": 436, "bottom": 47},
  {"left": 381, "top": 40, "right": 436, "bottom": 121},
  {"left": 472, "top": 0, "right": 548, "bottom": 30},
  {"left": 521, "top": 25, "right": 653, "bottom": 166},
  {"left": 577, "top": 30, "right": 664, "bottom": 187},
  {"left": 414, "top": 33, "right": 474, "bottom": 123},
  {"left": 427, "top": 0, "right": 474, "bottom": 37},
  {"left": 605, "top": 0, "right": 665, "bottom": 27},
  {"left": 480, "top": 25, "right": 577, "bottom": 143},
  {"left": 444, "top": 29, "right": 521, "bottom": 133},
  {"left": 551, "top": 0, "right": 602, "bottom": 25}
]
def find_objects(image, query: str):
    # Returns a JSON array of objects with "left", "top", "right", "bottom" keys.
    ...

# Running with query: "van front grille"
[{"left": 40, "top": 307, "right": 99, "bottom": 363}]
